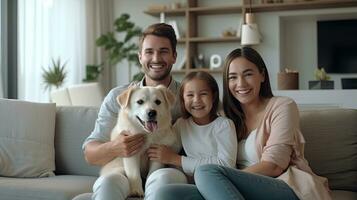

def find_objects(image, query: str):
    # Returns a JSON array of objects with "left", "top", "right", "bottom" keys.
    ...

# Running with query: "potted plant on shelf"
[
  {"left": 308, "top": 67, "right": 334, "bottom": 89},
  {"left": 42, "top": 58, "right": 67, "bottom": 92},
  {"left": 86, "top": 13, "right": 143, "bottom": 82}
]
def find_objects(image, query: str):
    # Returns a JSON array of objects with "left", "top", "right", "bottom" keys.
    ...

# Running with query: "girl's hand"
[{"left": 147, "top": 144, "right": 181, "bottom": 166}]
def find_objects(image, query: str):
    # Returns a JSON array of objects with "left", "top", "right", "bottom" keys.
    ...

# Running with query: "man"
[{"left": 82, "top": 23, "right": 187, "bottom": 200}]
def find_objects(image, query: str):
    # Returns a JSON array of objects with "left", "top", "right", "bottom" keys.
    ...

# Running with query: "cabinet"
[{"left": 144, "top": 0, "right": 357, "bottom": 74}]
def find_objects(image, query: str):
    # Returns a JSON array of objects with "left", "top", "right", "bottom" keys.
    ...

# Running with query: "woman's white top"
[
  {"left": 173, "top": 116, "right": 237, "bottom": 175},
  {"left": 236, "top": 129, "right": 260, "bottom": 169}
]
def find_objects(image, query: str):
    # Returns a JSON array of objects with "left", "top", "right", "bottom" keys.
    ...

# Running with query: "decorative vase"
[
  {"left": 278, "top": 72, "right": 299, "bottom": 90},
  {"left": 308, "top": 80, "right": 334, "bottom": 90}
]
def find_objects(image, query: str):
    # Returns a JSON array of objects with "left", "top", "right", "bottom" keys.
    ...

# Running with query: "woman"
[{"left": 156, "top": 47, "right": 331, "bottom": 200}]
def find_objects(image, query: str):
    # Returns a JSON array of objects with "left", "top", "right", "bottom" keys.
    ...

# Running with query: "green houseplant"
[
  {"left": 42, "top": 58, "right": 67, "bottom": 91},
  {"left": 85, "top": 13, "right": 143, "bottom": 82},
  {"left": 308, "top": 67, "right": 334, "bottom": 89}
]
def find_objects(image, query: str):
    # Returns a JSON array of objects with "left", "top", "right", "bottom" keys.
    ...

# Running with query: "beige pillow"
[{"left": 0, "top": 98, "right": 56, "bottom": 177}]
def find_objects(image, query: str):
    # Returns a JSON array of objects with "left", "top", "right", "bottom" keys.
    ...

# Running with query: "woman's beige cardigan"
[{"left": 254, "top": 96, "right": 331, "bottom": 200}]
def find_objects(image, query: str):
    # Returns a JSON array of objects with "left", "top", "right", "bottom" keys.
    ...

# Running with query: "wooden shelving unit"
[
  {"left": 145, "top": 0, "right": 242, "bottom": 74},
  {"left": 145, "top": 0, "right": 357, "bottom": 74}
]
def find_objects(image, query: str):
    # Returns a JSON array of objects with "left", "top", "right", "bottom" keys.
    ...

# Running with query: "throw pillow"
[{"left": 0, "top": 98, "right": 56, "bottom": 177}]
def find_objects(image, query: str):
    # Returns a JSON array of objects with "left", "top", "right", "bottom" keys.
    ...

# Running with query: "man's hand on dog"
[
  {"left": 147, "top": 144, "right": 182, "bottom": 166},
  {"left": 111, "top": 131, "right": 145, "bottom": 157}
]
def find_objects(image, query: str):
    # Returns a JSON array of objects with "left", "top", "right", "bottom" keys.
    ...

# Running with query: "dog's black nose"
[{"left": 148, "top": 110, "right": 157, "bottom": 118}]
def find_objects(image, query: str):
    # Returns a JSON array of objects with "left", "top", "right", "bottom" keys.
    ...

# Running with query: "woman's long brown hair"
[{"left": 222, "top": 47, "right": 273, "bottom": 141}]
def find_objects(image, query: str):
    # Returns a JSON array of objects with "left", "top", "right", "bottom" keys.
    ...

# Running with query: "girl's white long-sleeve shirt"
[{"left": 173, "top": 116, "right": 237, "bottom": 175}]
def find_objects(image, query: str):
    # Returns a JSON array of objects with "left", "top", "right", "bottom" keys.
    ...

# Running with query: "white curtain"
[
  {"left": 85, "top": 0, "right": 114, "bottom": 93},
  {"left": 0, "top": 0, "right": 4, "bottom": 98},
  {"left": 18, "top": 0, "right": 87, "bottom": 102}
]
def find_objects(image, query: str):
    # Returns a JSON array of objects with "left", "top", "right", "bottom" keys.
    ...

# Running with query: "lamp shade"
[
  {"left": 241, "top": 13, "right": 261, "bottom": 46},
  {"left": 241, "top": 23, "right": 260, "bottom": 46}
]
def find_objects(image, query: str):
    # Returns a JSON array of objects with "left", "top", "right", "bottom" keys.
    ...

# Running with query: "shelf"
[
  {"left": 172, "top": 68, "right": 223, "bottom": 74},
  {"left": 188, "top": 68, "right": 223, "bottom": 73},
  {"left": 248, "top": 0, "right": 357, "bottom": 13},
  {"left": 189, "top": 5, "right": 242, "bottom": 15},
  {"left": 189, "top": 36, "right": 240, "bottom": 43},
  {"left": 144, "top": 5, "right": 242, "bottom": 16},
  {"left": 144, "top": 8, "right": 186, "bottom": 17}
]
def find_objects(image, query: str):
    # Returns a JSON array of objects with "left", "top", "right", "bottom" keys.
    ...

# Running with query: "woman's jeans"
[{"left": 156, "top": 164, "right": 299, "bottom": 200}]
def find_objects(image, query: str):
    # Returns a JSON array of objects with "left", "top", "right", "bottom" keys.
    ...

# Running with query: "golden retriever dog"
[{"left": 100, "top": 85, "right": 180, "bottom": 197}]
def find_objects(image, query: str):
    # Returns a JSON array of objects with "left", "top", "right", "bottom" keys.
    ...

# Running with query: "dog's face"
[{"left": 117, "top": 85, "right": 175, "bottom": 133}]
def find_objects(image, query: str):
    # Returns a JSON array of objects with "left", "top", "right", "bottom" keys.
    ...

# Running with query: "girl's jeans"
[{"left": 156, "top": 164, "right": 299, "bottom": 200}]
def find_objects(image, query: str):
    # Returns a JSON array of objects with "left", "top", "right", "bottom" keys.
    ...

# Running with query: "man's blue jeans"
[{"left": 156, "top": 164, "right": 299, "bottom": 200}]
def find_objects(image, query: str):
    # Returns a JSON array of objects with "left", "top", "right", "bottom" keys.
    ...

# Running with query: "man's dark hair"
[{"left": 139, "top": 23, "right": 177, "bottom": 53}]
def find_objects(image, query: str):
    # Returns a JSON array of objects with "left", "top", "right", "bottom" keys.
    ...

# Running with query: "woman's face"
[{"left": 227, "top": 57, "right": 265, "bottom": 106}]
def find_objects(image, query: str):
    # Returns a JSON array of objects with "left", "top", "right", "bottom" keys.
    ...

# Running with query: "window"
[{"left": 18, "top": 0, "right": 86, "bottom": 102}]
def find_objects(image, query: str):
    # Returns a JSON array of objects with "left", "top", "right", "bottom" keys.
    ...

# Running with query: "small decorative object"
[
  {"left": 314, "top": 67, "right": 330, "bottom": 80},
  {"left": 160, "top": 12, "right": 165, "bottom": 23},
  {"left": 222, "top": 28, "right": 237, "bottom": 37},
  {"left": 277, "top": 68, "right": 299, "bottom": 90},
  {"left": 309, "top": 67, "right": 334, "bottom": 89},
  {"left": 193, "top": 54, "right": 205, "bottom": 68},
  {"left": 210, "top": 54, "right": 222, "bottom": 69},
  {"left": 241, "top": 0, "right": 262, "bottom": 46},
  {"left": 341, "top": 78, "right": 357, "bottom": 89},
  {"left": 167, "top": 20, "right": 180, "bottom": 39},
  {"left": 42, "top": 58, "right": 67, "bottom": 91}
]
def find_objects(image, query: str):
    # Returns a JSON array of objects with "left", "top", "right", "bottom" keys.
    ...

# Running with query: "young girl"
[{"left": 147, "top": 71, "right": 237, "bottom": 176}]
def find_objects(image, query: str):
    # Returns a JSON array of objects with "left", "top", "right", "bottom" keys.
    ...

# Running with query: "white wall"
[{"left": 279, "top": 7, "right": 357, "bottom": 89}]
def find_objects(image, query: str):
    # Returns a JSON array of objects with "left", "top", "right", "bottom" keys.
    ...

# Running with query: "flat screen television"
[{"left": 318, "top": 19, "right": 357, "bottom": 73}]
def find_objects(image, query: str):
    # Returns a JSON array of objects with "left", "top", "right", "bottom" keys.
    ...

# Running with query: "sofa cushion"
[
  {"left": 55, "top": 106, "right": 100, "bottom": 176},
  {"left": 300, "top": 109, "right": 357, "bottom": 191},
  {"left": 0, "top": 98, "right": 56, "bottom": 177},
  {"left": 331, "top": 190, "right": 357, "bottom": 200},
  {"left": 0, "top": 175, "right": 97, "bottom": 200}
]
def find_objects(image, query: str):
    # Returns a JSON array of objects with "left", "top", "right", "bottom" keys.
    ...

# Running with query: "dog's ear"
[
  {"left": 157, "top": 85, "right": 176, "bottom": 107},
  {"left": 117, "top": 86, "right": 135, "bottom": 108}
]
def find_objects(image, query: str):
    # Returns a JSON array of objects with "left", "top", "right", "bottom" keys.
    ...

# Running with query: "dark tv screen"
[{"left": 318, "top": 19, "right": 357, "bottom": 73}]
